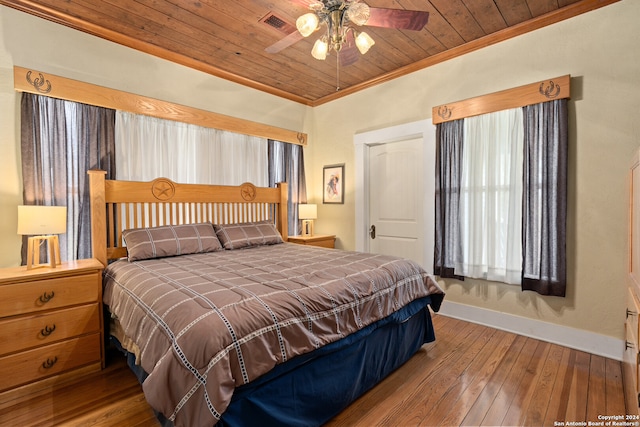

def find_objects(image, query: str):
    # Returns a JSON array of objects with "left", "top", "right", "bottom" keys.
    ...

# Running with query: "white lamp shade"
[
  {"left": 298, "top": 204, "right": 317, "bottom": 220},
  {"left": 296, "top": 13, "right": 319, "bottom": 37},
  {"left": 355, "top": 31, "right": 375, "bottom": 54},
  {"left": 311, "top": 38, "right": 328, "bottom": 60},
  {"left": 17, "top": 205, "right": 67, "bottom": 235},
  {"left": 346, "top": 2, "right": 371, "bottom": 26}
]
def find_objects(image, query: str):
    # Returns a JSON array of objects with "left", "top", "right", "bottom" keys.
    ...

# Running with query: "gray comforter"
[{"left": 103, "top": 242, "right": 444, "bottom": 427}]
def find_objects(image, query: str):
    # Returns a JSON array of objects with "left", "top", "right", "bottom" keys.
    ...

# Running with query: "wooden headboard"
[{"left": 88, "top": 170, "right": 288, "bottom": 266}]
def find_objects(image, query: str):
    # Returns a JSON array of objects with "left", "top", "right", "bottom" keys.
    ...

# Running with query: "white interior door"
[
  {"left": 368, "top": 138, "right": 424, "bottom": 265},
  {"left": 354, "top": 119, "right": 436, "bottom": 271}
]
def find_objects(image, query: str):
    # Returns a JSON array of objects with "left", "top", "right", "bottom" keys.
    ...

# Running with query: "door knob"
[{"left": 369, "top": 225, "right": 376, "bottom": 239}]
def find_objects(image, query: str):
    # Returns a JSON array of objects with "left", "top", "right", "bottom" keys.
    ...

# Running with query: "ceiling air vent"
[{"left": 260, "top": 12, "right": 296, "bottom": 35}]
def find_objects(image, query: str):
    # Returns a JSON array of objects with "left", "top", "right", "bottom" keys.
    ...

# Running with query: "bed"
[{"left": 88, "top": 170, "right": 444, "bottom": 427}]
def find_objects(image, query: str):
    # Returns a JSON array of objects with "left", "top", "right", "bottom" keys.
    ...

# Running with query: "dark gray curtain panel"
[
  {"left": 433, "top": 119, "right": 464, "bottom": 279},
  {"left": 268, "top": 140, "right": 307, "bottom": 236},
  {"left": 521, "top": 99, "right": 568, "bottom": 296},
  {"left": 20, "top": 93, "right": 116, "bottom": 263}
]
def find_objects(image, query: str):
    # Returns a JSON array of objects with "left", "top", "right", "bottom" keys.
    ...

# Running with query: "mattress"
[{"left": 103, "top": 242, "right": 444, "bottom": 427}]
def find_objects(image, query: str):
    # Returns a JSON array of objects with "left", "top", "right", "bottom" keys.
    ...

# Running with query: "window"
[
  {"left": 20, "top": 95, "right": 308, "bottom": 265},
  {"left": 457, "top": 108, "right": 524, "bottom": 284},
  {"left": 434, "top": 99, "right": 568, "bottom": 297}
]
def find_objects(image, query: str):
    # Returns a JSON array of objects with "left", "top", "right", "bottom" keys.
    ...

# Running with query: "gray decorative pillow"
[
  {"left": 214, "top": 220, "right": 283, "bottom": 250},
  {"left": 122, "top": 223, "right": 223, "bottom": 261}
]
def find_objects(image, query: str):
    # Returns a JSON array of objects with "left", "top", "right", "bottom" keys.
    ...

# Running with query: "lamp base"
[
  {"left": 301, "top": 219, "right": 314, "bottom": 237},
  {"left": 26, "top": 235, "right": 61, "bottom": 270}
]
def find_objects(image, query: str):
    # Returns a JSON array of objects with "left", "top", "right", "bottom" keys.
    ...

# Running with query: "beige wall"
[
  {"left": 1, "top": 1, "right": 638, "bottom": 343},
  {"left": 307, "top": 0, "right": 640, "bottom": 341}
]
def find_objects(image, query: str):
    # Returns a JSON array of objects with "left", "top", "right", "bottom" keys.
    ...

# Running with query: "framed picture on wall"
[{"left": 323, "top": 164, "right": 344, "bottom": 204}]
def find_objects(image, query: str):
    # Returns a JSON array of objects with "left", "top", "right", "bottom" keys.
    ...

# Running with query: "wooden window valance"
[
  {"left": 13, "top": 66, "right": 307, "bottom": 146},
  {"left": 432, "top": 75, "right": 571, "bottom": 124}
]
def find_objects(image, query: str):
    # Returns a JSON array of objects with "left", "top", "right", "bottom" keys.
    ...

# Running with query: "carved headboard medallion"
[
  {"left": 151, "top": 178, "right": 176, "bottom": 201},
  {"left": 240, "top": 183, "right": 257, "bottom": 201}
]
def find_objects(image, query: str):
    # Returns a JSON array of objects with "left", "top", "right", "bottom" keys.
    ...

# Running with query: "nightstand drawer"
[
  {"left": 0, "top": 272, "right": 100, "bottom": 318},
  {"left": 0, "top": 332, "right": 101, "bottom": 392},
  {"left": 308, "top": 239, "right": 335, "bottom": 248},
  {"left": 0, "top": 304, "right": 100, "bottom": 356}
]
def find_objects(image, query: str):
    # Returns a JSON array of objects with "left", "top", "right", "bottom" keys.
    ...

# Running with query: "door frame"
[{"left": 353, "top": 119, "right": 436, "bottom": 268}]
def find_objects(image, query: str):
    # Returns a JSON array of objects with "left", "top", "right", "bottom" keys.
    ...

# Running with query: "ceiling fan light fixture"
[
  {"left": 346, "top": 2, "right": 371, "bottom": 26},
  {"left": 355, "top": 31, "right": 375, "bottom": 54},
  {"left": 296, "top": 13, "right": 319, "bottom": 37},
  {"left": 311, "top": 38, "right": 329, "bottom": 60}
]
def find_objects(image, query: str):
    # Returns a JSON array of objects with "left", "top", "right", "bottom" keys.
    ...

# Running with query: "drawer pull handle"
[
  {"left": 42, "top": 356, "right": 58, "bottom": 369},
  {"left": 39, "top": 291, "right": 55, "bottom": 304},
  {"left": 40, "top": 324, "right": 56, "bottom": 337}
]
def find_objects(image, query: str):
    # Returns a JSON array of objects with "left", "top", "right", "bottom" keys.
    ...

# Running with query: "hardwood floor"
[
  {"left": 328, "top": 314, "right": 627, "bottom": 426},
  {"left": 0, "top": 314, "right": 627, "bottom": 426}
]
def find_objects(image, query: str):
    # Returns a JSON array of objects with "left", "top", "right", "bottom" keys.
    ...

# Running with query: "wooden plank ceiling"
[{"left": 0, "top": 0, "right": 618, "bottom": 106}]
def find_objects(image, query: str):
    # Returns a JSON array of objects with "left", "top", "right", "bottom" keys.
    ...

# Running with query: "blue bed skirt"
[{"left": 114, "top": 295, "right": 436, "bottom": 427}]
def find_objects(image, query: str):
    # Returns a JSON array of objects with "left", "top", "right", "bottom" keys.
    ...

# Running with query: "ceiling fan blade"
[
  {"left": 339, "top": 32, "right": 359, "bottom": 66},
  {"left": 265, "top": 31, "right": 304, "bottom": 54},
  {"left": 339, "top": 48, "right": 359, "bottom": 66},
  {"left": 338, "top": 31, "right": 360, "bottom": 67},
  {"left": 366, "top": 8, "right": 429, "bottom": 31}
]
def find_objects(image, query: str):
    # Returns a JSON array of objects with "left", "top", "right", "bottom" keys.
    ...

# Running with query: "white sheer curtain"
[
  {"left": 115, "top": 111, "right": 268, "bottom": 186},
  {"left": 456, "top": 108, "right": 524, "bottom": 284}
]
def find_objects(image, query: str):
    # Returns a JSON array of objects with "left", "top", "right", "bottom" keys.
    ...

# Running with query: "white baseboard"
[{"left": 436, "top": 301, "right": 624, "bottom": 361}]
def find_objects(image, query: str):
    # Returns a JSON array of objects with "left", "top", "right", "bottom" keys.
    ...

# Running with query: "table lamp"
[
  {"left": 298, "top": 204, "right": 317, "bottom": 237},
  {"left": 17, "top": 205, "right": 67, "bottom": 270}
]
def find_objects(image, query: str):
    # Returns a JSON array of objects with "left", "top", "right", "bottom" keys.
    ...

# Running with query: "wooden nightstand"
[
  {"left": 0, "top": 259, "right": 104, "bottom": 395},
  {"left": 288, "top": 234, "right": 336, "bottom": 248}
]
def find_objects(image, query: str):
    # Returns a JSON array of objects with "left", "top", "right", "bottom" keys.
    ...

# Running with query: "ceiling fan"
[{"left": 265, "top": 0, "right": 429, "bottom": 67}]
